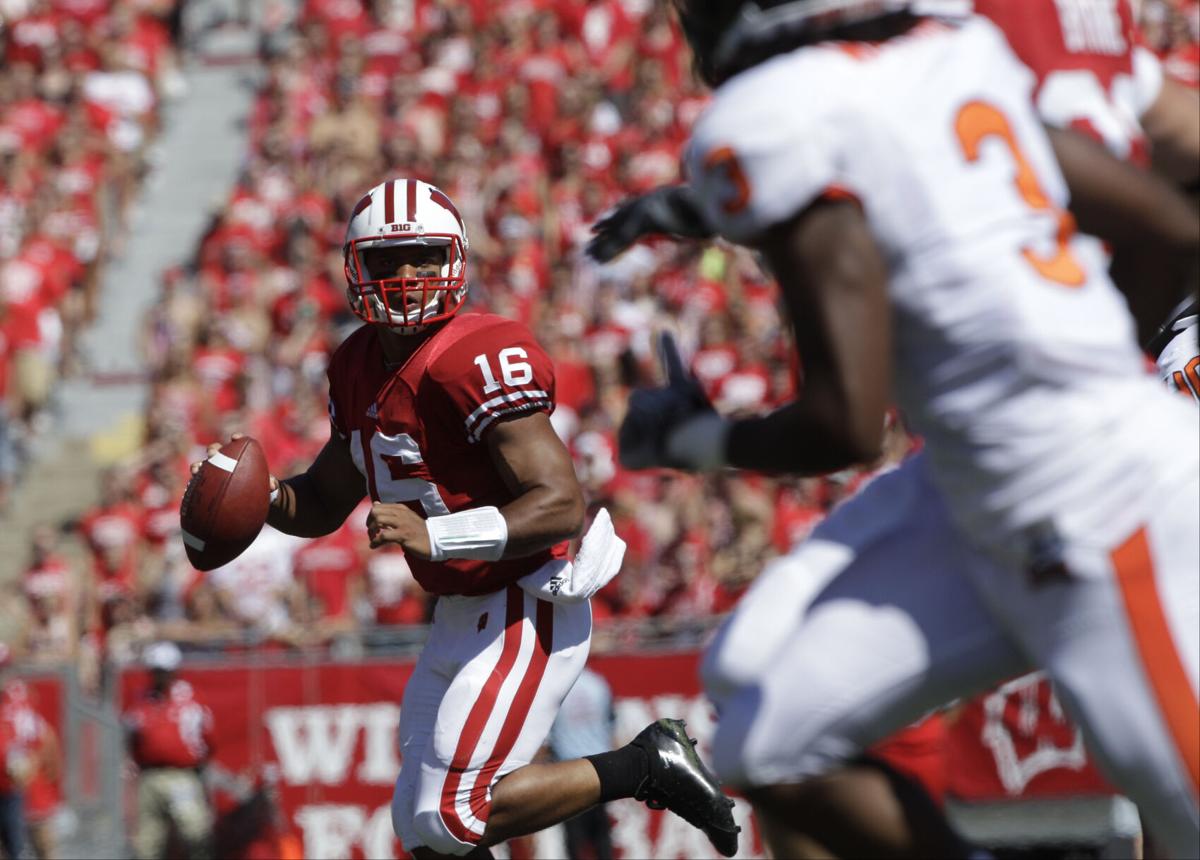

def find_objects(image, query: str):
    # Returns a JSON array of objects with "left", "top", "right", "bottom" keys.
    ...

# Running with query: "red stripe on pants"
[
  {"left": 469, "top": 598, "right": 554, "bottom": 820},
  {"left": 1111, "top": 527, "right": 1200, "bottom": 801},
  {"left": 438, "top": 586, "right": 525, "bottom": 844}
]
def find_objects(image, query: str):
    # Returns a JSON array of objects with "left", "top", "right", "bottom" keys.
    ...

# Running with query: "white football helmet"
[{"left": 343, "top": 178, "right": 469, "bottom": 333}]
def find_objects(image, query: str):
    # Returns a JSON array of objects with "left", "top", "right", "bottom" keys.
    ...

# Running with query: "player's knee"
[
  {"left": 711, "top": 685, "right": 854, "bottom": 790},
  {"left": 700, "top": 593, "right": 777, "bottom": 704},
  {"left": 411, "top": 808, "right": 476, "bottom": 857},
  {"left": 702, "top": 553, "right": 831, "bottom": 706},
  {"left": 700, "top": 630, "right": 739, "bottom": 708},
  {"left": 709, "top": 686, "right": 764, "bottom": 788},
  {"left": 392, "top": 771, "right": 415, "bottom": 848}
]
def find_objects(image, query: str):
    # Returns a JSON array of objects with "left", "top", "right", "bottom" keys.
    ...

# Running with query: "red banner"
[
  {"left": 120, "top": 653, "right": 765, "bottom": 859},
  {"left": 947, "top": 672, "right": 1115, "bottom": 800},
  {"left": 117, "top": 655, "right": 1118, "bottom": 857}
]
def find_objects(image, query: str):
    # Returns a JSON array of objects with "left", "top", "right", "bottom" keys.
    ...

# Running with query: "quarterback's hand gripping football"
[
  {"left": 189, "top": 433, "right": 280, "bottom": 499},
  {"left": 367, "top": 502, "right": 433, "bottom": 558},
  {"left": 585, "top": 184, "right": 715, "bottom": 263},
  {"left": 618, "top": 333, "right": 730, "bottom": 472}
]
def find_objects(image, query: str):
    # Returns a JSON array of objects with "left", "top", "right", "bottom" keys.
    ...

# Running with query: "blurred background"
[{"left": 0, "top": 0, "right": 1194, "bottom": 857}]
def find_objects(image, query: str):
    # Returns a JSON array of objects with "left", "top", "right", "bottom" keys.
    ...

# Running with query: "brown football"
[{"left": 180, "top": 436, "right": 271, "bottom": 571}]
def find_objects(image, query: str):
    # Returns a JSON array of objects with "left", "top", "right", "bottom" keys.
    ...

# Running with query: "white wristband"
[
  {"left": 426, "top": 506, "right": 508, "bottom": 562},
  {"left": 665, "top": 412, "right": 730, "bottom": 471},
  {"left": 269, "top": 483, "right": 280, "bottom": 505}
]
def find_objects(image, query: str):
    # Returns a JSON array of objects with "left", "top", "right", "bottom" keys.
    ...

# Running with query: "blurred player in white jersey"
[
  {"left": 1151, "top": 298, "right": 1200, "bottom": 401},
  {"left": 598, "top": 1, "right": 1200, "bottom": 857}
]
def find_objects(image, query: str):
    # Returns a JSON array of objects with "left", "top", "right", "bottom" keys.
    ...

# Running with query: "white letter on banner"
[
  {"left": 609, "top": 799, "right": 652, "bottom": 860},
  {"left": 356, "top": 704, "right": 401, "bottom": 784},
  {"left": 361, "top": 803, "right": 397, "bottom": 860},
  {"left": 295, "top": 804, "right": 366, "bottom": 859},
  {"left": 656, "top": 803, "right": 718, "bottom": 859},
  {"left": 266, "top": 705, "right": 363, "bottom": 785}
]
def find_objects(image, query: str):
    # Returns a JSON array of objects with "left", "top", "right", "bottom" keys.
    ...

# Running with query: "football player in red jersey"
[
  {"left": 122, "top": 642, "right": 216, "bottom": 860},
  {"left": 196, "top": 179, "right": 739, "bottom": 859}
]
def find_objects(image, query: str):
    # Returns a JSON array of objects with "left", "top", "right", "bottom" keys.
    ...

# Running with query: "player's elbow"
[
  {"left": 811, "top": 387, "right": 886, "bottom": 469},
  {"left": 552, "top": 483, "right": 587, "bottom": 541},
  {"left": 804, "top": 428, "right": 881, "bottom": 473},
  {"left": 531, "top": 476, "right": 586, "bottom": 543},
  {"left": 841, "top": 410, "right": 885, "bottom": 465}
]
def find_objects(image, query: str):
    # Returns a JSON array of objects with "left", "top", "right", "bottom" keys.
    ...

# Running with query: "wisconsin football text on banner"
[
  {"left": 119, "top": 653, "right": 763, "bottom": 859},
  {"left": 119, "top": 654, "right": 1116, "bottom": 859}
]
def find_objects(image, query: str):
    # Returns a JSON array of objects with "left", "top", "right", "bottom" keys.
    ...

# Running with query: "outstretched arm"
[
  {"left": 619, "top": 197, "right": 892, "bottom": 477},
  {"left": 585, "top": 185, "right": 714, "bottom": 263},
  {"left": 1050, "top": 126, "right": 1200, "bottom": 344},
  {"left": 1139, "top": 77, "right": 1200, "bottom": 186},
  {"left": 726, "top": 198, "right": 891, "bottom": 473}
]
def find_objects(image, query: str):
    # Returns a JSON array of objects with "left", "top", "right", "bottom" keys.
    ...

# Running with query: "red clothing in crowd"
[
  {"left": 5, "top": 11, "right": 60, "bottom": 67},
  {"left": 1164, "top": 40, "right": 1200, "bottom": 87},
  {"left": 1, "top": 681, "right": 60, "bottom": 821},
  {"left": 0, "top": 327, "right": 9, "bottom": 403},
  {"left": 0, "top": 99, "right": 64, "bottom": 154},
  {"left": 123, "top": 679, "right": 215, "bottom": 769},
  {"left": 365, "top": 545, "right": 428, "bottom": 625},
  {"left": 24, "top": 553, "right": 71, "bottom": 602},
  {"left": 52, "top": 0, "right": 109, "bottom": 28},
  {"left": 292, "top": 527, "right": 361, "bottom": 620},
  {"left": 0, "top": 719, "right": 22, "bottom": 795},
  {"left": 78, "top": 501, "right": 143, "bottom": 588}
]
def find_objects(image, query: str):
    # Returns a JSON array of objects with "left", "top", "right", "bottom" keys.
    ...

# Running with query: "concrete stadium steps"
[{"left": 0, "top": 20, "right": 258, "bottom": 601}]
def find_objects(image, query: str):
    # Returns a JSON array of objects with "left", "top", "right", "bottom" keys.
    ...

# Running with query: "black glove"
[
  {"left": 586, "top": 185, "right": 715, "bottom": 263},
  {"left": 1144, "top": 296, "right": 1199, "bottom": 358},
  {"left": 618, "top": 333, "right": 727, "bottom": 471}
]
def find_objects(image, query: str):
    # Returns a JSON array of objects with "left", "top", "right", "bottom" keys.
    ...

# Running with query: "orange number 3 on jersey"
[
  {"left": 703, "top": 146, "right": 752, "bottom": 215},
  {"left": 955, "top": 101, "right": 1086, "bottom": 288}
]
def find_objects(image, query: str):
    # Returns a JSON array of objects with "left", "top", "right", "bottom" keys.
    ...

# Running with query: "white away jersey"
[
  {"left": 1158, "top": 313, "right": 1200, "bottom": 402},
  {"left": 687, "top": 17, "right": 1196, "bottom": 557}
]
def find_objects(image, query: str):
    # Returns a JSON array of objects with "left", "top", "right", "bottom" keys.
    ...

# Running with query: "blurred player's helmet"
[
  {"left": 344, "top": 179, "right": 469, "bottom": 333},
  {"left": 143, "top": 640, "right": 182, "bottom": 672},
  {"left": 673, "top": 0, "right": 966, "bottom": 85}
]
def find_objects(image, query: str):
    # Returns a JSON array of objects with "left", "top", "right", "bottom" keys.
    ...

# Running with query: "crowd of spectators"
[
  {"left": 1143, "top": 0, "right": 1200, "bottom": 87},
  {"left": 0, "top": 0, "right": 185, "bottom": 514},
  {"left": 2, "top": 0, "right": 1197, "bottom": 679}
]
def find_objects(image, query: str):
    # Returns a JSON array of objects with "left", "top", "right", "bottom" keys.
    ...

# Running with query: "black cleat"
[{"left": 630, "top": 718, "right": 740, "bottom": 857}]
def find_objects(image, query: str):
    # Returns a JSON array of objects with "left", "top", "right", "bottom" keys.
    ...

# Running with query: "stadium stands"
[
  {"left": 0, "top": 0, "right": 1195, "bottom": 855},
  {"left": 2, "top": 0, "right": 1195, "bottom": 669}
]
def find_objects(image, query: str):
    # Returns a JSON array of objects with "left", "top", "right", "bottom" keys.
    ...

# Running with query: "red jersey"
[
  {"left": 974, "top": 0, "right": 1161, "bottom": 162},
  {"left": 0, "top": 682, "right": 59, "bottom": 818},
  {"left": 292, "top": 527, "right": 361, "bottom": 619},
  {"left": 78, "top": 501, "right": 142, "bottom": 586},
  {"left": 123, "top": 680, "right": 215, "bottom": 769},
  {"left": 0, "top": 720, "right": 22, "bottom": 795},
  {"left": 327, "top": 314, "right": 567, "bottom": 596}
]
